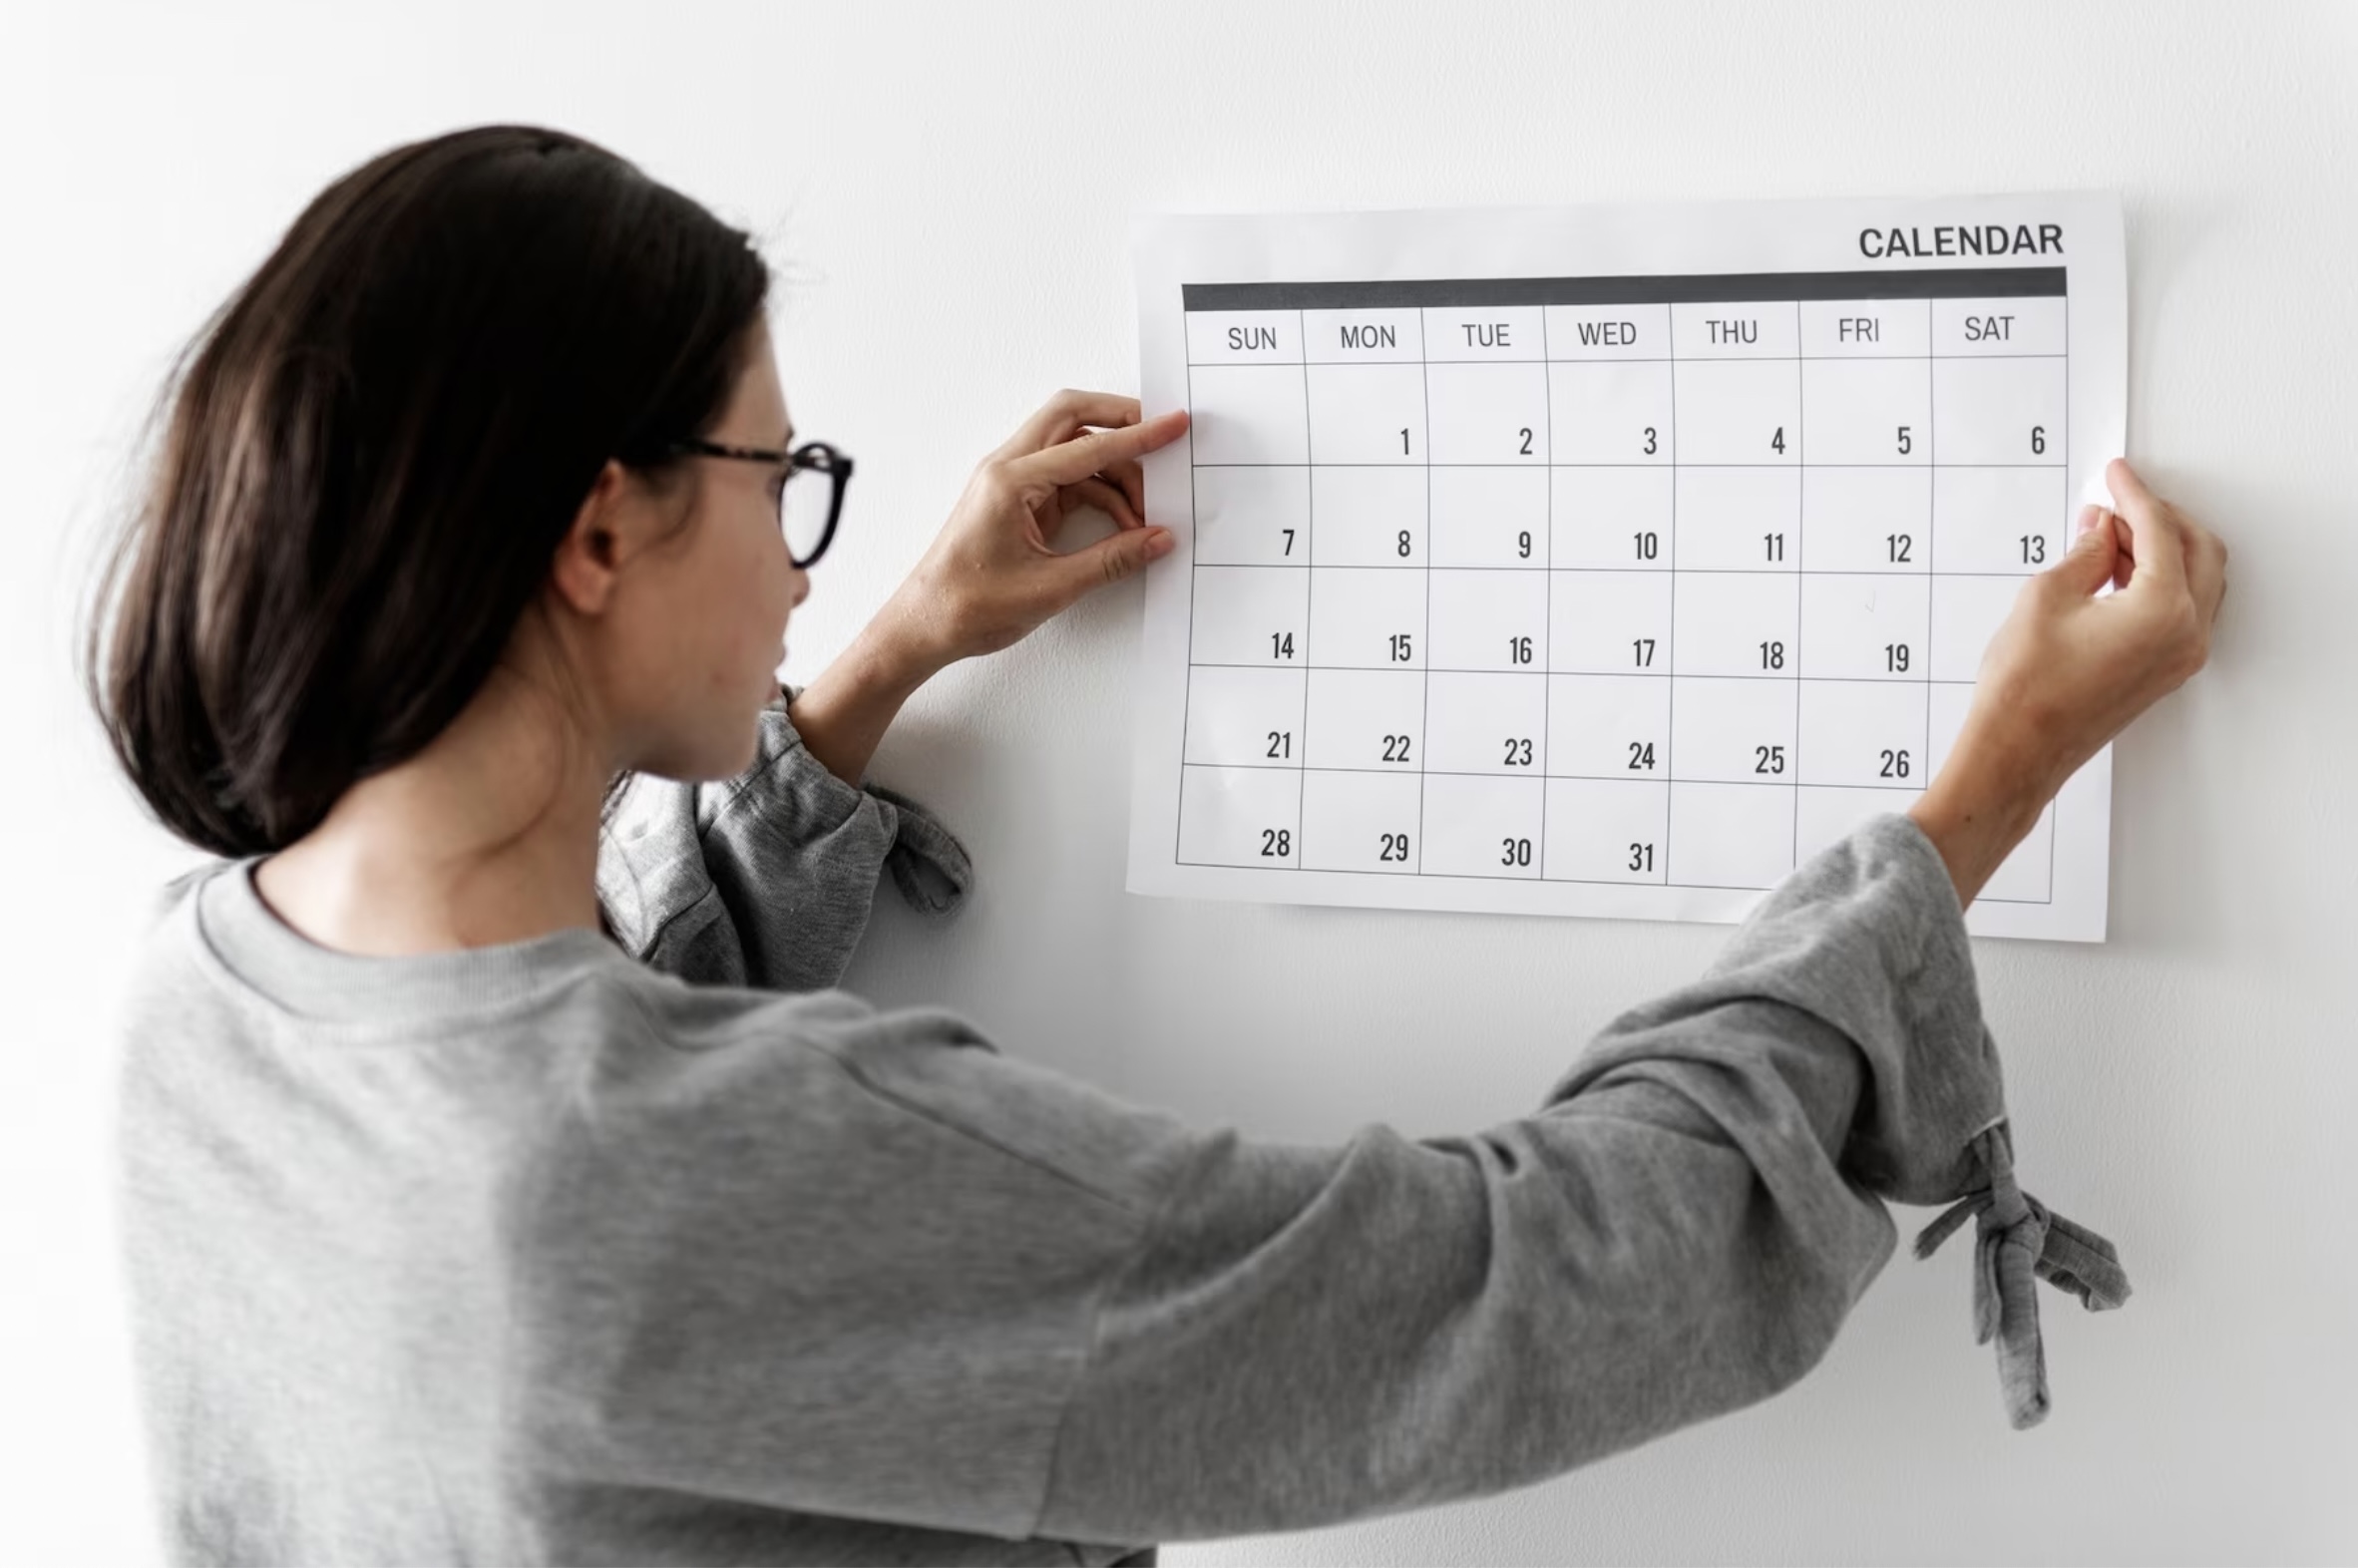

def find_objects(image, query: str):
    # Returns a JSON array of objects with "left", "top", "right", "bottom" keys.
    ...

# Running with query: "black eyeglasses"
[{"left": 665, "top": 437, "right": 853, "bottom": 568}]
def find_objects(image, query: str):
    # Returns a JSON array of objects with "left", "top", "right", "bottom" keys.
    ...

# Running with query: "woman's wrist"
[
  {"left": 1906, "top": 717, "right": 2060, "bottom": 907},
  {"left": 854, "top": 589, "right": 956, "bottom": 695},
  {"left": 786, "top": 601, "right": 950, "bottom": 785}
]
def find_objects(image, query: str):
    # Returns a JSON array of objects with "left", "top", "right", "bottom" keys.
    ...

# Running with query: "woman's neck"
[{"left": 251, "top": 664, "right": 611, "bottom": 957}]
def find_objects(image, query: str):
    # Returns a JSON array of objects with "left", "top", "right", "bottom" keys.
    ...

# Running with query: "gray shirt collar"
[{"left": 195, "top": 857, "right": 622, "bottom": 1027}]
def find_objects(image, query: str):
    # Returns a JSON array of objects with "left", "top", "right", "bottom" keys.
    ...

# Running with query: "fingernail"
[{"left": 1145, "top": 528, "right": 1175, "bottom": 558}]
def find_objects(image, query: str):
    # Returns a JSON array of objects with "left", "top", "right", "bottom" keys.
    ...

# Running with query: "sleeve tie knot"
[{"left": 1910, "top": 1119, "right": 2134, "bottom": 1429}]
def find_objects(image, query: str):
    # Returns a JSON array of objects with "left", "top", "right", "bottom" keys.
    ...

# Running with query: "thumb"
[
  {"left": 2039, "top": 505, "right": 2121, "bottom": 598},
  {"left": 1060, "top": 525, "right": 1174, "bottom": 597}
]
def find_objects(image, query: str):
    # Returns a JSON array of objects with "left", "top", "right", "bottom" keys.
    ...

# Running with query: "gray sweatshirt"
[{"left": 114, "top": 690, "right": 2131, "bottom": 1567}]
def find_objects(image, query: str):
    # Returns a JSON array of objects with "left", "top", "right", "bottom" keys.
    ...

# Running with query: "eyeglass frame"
[{"left": 663, "top": 437, "right": 853, "bottom": 568}]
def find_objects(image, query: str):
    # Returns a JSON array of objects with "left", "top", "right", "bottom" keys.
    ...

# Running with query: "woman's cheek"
[{"left": 757, "top": 537, "right": 796, "bottom": 666}]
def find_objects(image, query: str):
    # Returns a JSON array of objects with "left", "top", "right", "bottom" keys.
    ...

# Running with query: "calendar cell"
[
  {"left": 1195, "top": 464, "right": 1311, "bottom": 567},
  {"left": 1795, "top": 680, "right": 1929, "bottom": 788},
  {"left": 1177, "top": 764, "right": 1302, "bottom": 868},
  {"left": 1189, "top": 365, "right": 1309, "bottom": 465},
  {"left": 1932, "top": 465, "right": 2068, "bottom": 575},
  {"left": 1796, "top": 573, "right": 1930, "bottom": 681},
  {"left": 1302, "top": 667, "right": 1426, "bottom": 773},
  {"left": 1184, "top": 665, "right": 1309, "bottom": 768},
  {"left": 1795, "top": 785, "right": 1925, "bottom": 867},
  {"left": 1428, "top": 569, "right": 1548, "bottom": 672},
  {"left": 1303, "top": 307, "right": 1423, "bottom": 363},
  {"left": 1542, "top": 778, "right": 1669, "bottom": 884},
  {"left": 1187, "top": 310, "right": 1304, "bottom": 365},
  {"left": 1799, "top": 466, "right": 1931, "bottom": 574},
  {"left": 1671, "top": 302, "right": 1799, "bottom": 359},
  {"left": 1669, "top": 676, "right": 1797, "bottom": 784},
  {"left": 1932, "top": 356, "right": 2065, "bottom": 466},
  {"left": 1549, "top": 570, "right": 1673, "bottom": 674},
  {"left": 1430, "top": 465, "right": 1549, "bottom": 567},
  {"left": 1307, "top": 362, "right": 1428, "bottom": 464},
  {"left": 1422, "top": 671, "right": 1548, "bottom": 775},
  {"left": 1933, "top": 296, "right": 2066, "bottom": 358},
  {"left": 1798, "top": 298, "right": 1930, "bottom": 359},
  {"left": 1928, "top": 574, "right": 2023, "bottom": 682},
  {"left": 1668, "top": 781, "right": 1795, "bottom": 889},
  {"left": 1420, "top": 774, "right": 1546, "bottom": 879},
  {"left": 1300, "top": 770, "right": 1424, "bottom": 873},
  {"left": 1799, "top": 357, "right": 1931, "bottom": 467},
  {"left": 1308, "top": 567, "right": 1428, "bottom": 669},
  {"left": 1671, "top": 359, "right": 1801, "bottom": 465},
  {"left": 1190, "top": 565, "right": 1309, "bottom": 667},
  {"left": 1676, "top": 467, "right": 1800, "bottom": 571},
  {"left": 1423, "top": 305, "right": 1546, "bottom": 361},
  {"left": 1425, "top": 361, "right": 1551, "bottom": 464},
  {"left": 1548, "top": 360, "right": 1674, "bottom": 464},
  {"left": 1311, "top": 466, "right": 1427, "bottom": 567},
  {"left": 1546, "top": 674, "right": 1670, "bottom": 781},
  {"left": 1546, "top": 302, "right": 1672, "bottom": 362},
  {"left": 1552, "top": 466, "right": 1674, "bottom": 570},
  {"left": 1672, "top": 573, "right": 1799, "bottom": 679}
]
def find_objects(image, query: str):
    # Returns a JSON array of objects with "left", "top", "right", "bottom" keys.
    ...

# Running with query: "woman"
[{"left": 89, "top": 126, "right": 2225, "bottom": 1567}]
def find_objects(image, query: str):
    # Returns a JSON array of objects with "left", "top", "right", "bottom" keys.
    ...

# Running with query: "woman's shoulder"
[
  {"left": 572, "top": 964, "right": 1005, "bottom": 1132},
  {"left": 117, "top": 855, "right": 241, "bottom": 1031},
  {"left": 560, "top": 968, "right": 1199, "bottom": 1225}
]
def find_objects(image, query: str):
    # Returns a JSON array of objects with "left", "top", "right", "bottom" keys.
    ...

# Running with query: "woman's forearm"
[{"left": 785, "top": 599, "right": 947, "bottom": 786}]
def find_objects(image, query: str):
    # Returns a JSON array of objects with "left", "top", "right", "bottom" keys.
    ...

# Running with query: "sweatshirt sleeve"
[
  {"left": 593, "top": 684, "right": 973, "bottom": 991},
  {"left": 532, "top": 813, "right": 2129, "bottom": 1552},
  {"left": 1016, "top": 813, "right": 2130, "bottom": 1545}
]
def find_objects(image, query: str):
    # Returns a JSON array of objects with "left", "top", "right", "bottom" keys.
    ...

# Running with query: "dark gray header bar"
[{"left": 1182, "top": 266, "right": 2066, "bottom": 311}]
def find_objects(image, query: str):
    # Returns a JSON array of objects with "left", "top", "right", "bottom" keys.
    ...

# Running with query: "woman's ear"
[{"left": 548, "top": 460, "right": 632, "bottom": 615}]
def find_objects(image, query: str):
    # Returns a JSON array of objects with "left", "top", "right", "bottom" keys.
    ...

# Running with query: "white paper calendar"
[{"left": 1125, "top": 195, "right": 2124, "bottom": 941}]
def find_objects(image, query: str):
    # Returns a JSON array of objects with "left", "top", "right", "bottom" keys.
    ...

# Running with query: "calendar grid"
[
  {"left": 1536, "top": 306, "right": 1555, "bottom": 870},
  {"left": 1412, "top": 310, "right": 1433, "bottom": 873},
  {"left": 1185, "top": 460, "right": 2078, "bottom": 467},
  {"left": 1175, "top": 565, "right": 2068, "bottom": 577},
  {"left": 1791, "top": 298, "right": 1806, "bottom": 870},
  {"left": 1664, "top": 338, "right": 1678, "bottom": 882},
  {"left": 1292, "top": 308, "right": 1310, "bottom": 867},
  {"left": 1924, "top": 315, "right": 1936, "bottom": 803},
  {"left": 1174, "top": 266, "right": 2066, "bottom": 901}
]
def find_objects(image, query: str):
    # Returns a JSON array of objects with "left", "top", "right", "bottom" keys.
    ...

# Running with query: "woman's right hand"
[
  {"left": 1908, "top": 457, "right": 2228, "bottom": 904},
  {"left": 789, "top": 391, "right": 1186, "bottom": 787},
  {"left": 880, "top": 391, "right": 1188, "bottom": 669}
]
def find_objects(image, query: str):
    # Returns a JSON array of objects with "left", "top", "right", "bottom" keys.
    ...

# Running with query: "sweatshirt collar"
[{"left": 195, "top": 857, "right": 625, "bottom": 1027}]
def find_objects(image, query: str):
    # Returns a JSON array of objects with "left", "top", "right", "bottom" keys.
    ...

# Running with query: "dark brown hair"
[{"left": 81, "top": 125, "right": 769, "bottom": 859}]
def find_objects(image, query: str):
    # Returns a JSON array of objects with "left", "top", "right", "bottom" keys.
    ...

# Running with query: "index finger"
[
  {"left": 2106, "top": 457, "right": 2188, "bottom": 595},
  {"left": 993, "top": 390, "right": 1142, "bottom": 460},
  {"left": 1008, "top": 408, "right": 1189, "bottom": 489}
]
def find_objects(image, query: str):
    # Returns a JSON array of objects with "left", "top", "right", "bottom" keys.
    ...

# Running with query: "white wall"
[{"left": 6, "top": 2, "right": 2351, "bottom": 1560}]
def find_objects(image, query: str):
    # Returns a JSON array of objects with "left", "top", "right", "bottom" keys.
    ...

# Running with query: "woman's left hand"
[{"left": 880, "top": 390, "right": 1189, "bottom": 667}]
